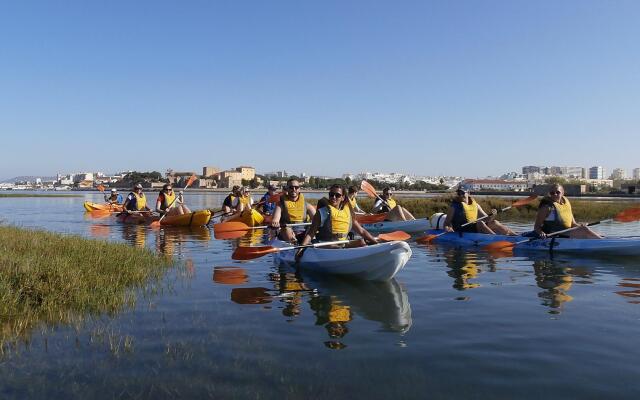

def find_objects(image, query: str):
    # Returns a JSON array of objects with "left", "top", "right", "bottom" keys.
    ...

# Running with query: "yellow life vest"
[
  {"left": 132, "top": 192, "right": 146, "bottom": 211},
  {"left": 160, "top": 191, "right": 176, "bottom": 210},
  {"left": 239, "top": 195, "right": 252, "bottom": 207},
  {"left": 553, "top": 196, "right": 573, "bottom": 229},
  {"left": 348, "top": 196, "right": 357, "bottom": 208},
  {"left": 461, "top": 198, "right": 478, "bottom": 222},
  {"left": 328, "top": 304, "right": 351, "bottom": 323},
  {"left": 386, "top": 198, "right": 397, "bottom": 209},
  {"left": 318, "top": 205, "right": 352, "bottom": 240},
  {"left": 282, "top": 193, "right": 307, "bottom": 223}
]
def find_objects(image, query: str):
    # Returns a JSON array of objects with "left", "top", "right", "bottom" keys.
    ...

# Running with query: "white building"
[
  {"left": 459, "top": 179, "right": 530, "bottom": 192},
  {"left": 633, "top": 168, "right": 640, "bottom": 180},
  {"left": 610, "top": 168, "right": 627, "bottom": 180}
]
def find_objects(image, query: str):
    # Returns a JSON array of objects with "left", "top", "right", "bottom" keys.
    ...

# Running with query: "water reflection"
[
  {"left": 616, "top": 278, "right": 640, "bottom": 304},
  {"left": 121, "top": 224, "right": 146, "bottom": 248},
  {"left": 154, "top": 226, "right": 212, "bottom": 256},
  {"left": 222, "top": 268, "right": 411, "bottom": 349}
]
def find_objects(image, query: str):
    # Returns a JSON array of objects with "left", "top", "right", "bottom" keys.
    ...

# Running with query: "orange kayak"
[
  {"left": 84, "top": 201, "right": 123, "bottom": 212},
  {"left": 116, "top": 210, "right": 211, "bottom": 227}
]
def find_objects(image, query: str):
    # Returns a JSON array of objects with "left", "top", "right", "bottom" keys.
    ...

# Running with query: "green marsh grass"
[
  {"left": 355, "top": 196, "right": 636, "bottom": 222},
  {"left": 0, "top": 226, "right": 173, "bottom": 351}
]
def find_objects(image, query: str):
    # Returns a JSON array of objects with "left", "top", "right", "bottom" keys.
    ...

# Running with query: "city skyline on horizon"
[{"left": 2, "top": 1, "right": 639, "bottom": 179}]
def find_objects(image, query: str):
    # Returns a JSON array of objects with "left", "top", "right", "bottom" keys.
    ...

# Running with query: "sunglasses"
[
  {"left": 165, "top": 188, "right": 173, "bottom": 191},
  {"left": 549, "top": 191, "right": 562, "bottom": 195},
  {"left": 288, "top": 186, "right": 300, "bottom": 190},
  {"left": 328, "top": 192, "right": 343, "bottom": 198}
]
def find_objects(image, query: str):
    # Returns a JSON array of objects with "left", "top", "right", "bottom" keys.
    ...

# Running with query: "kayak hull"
[
  {"left": 83, "top": 201, "right": 123, "bottom": 212},
  {"left": 161, "top": 210, "right": 212, "bottom": 226},
  {"left": 362, "top": 219, "right": 431, "bottom": 234},
  {"left": 116, "top": 210, "right": 212, "bottom": 226},
  {"left": 424, "top": 229, "right": 640, "bottom": 255},
  {"left": 272, "top": 240, "right": 412, "bottom": 281}
]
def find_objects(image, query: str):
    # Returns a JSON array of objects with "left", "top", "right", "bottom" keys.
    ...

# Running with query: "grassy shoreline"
[{"left": 0, "top": 226, "right": 173, "bottom": 351}]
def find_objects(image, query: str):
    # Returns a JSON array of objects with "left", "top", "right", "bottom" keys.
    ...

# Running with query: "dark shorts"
[{"left": 454, "top": 224, "right": 478, "bottom": 233}]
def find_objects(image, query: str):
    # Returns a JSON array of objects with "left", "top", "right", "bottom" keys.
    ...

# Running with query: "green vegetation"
[
  {"left": 0, "top": 193, "right": 83, "bottom": 198},
  {"left": 117, "top": 171, "right": 166, "bottom": 187},
  {"left": 0, "top": 226, "right": 173, "bottom": 351},
  {"left": 352, "top": 196, "right": 635, "bottom": 221}
]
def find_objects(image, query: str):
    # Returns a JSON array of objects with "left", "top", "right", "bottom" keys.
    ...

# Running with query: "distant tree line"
[{"left": 117, "top": 171, "right": 166, "bottom": 187}]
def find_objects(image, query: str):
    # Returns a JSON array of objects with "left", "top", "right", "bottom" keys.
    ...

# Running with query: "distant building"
[
  {"left": 589, "top": 166, "right": 605, "bottom": 180},
  {"left": 560, "top": 166, "right": 584, "bottom": 178},
  {"left": 459, "top": 179, "right": 529, "bottom": 192},
  {"left": 610, "top": 168, "right": 627, "bottom": 180},
  {"left": 522, "top": 166, "right": 542, "bottom": 175},
  {"left": 203, "top": 166, "right": 220, "bottom": 177},
  {"left": 235, "top": 166, "right": 255, "bottom": 181},
  {"left": 220, "top": 170, "right": 243, "bottom": 188},
  {"left": 633, "top": 168, "right": 640, "bottom": 180}
]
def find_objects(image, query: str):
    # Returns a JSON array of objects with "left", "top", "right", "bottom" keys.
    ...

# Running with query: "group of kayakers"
[{"left": 99, "top": 180, "right": 603, "bottom": 244}]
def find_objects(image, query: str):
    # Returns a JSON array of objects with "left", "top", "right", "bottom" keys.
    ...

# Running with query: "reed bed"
[
  {"left": 354, "top": 196, "right": 636, "bottom": 222},
  {"left": 0, "top": 226, "right": 172, "bottom": 351}
]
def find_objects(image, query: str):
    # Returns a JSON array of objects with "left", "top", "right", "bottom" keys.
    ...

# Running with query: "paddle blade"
[
  {"left": 614, "top": 207, "right": 640, "bottom": 223},
  {"left": 355, "top": 213, "right": 387, "bottom": 224},
  {"left": 232, "top": 245, "right": 279, "bottom": 260},
  {"left": 97, "top": 184, "right": 105, "bottom": 192},
  {"left": 415, "top": 234, "right": 438, "bottom": 244},
  {"left": 360, "top": 180, "right": 378, "bottom": 199},
  {"left": 483, "top": 241, "right": 516, "bottom": 251},
  {"left": 213, "top": 221, "right": 251, "bottom": 234},
  {"left": 511, "top": 194, "right": 538, "bottom": 207},
  {"left": 185, "top": 174, "right": 197, "bottom": 189},
  {"left": 149, "top": 220, "right": 161, "bottom": 229},
  {"left": 378, "top": 231, "right": 411, "bottom": 241}
]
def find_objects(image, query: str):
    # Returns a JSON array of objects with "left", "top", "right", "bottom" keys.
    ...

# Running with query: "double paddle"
[
  {"left": 232, "top": 230, "right": 412, "bottom": 260},
  {"left": 213, "top": 220, "right": 310, "bottom": 240},
  {"left": 484, "top": 206, "right": 640, "bottom": 252},
  {"left": 150, "top": 175, "right": 197, "bottom": 228},
  {"left": 416, "top": 195, "right": 538, "bottom": 244}
]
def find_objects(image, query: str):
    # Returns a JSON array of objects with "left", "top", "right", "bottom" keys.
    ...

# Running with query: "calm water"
[{"left": 1, "top": 192, "right": 640, "bottom": 399}]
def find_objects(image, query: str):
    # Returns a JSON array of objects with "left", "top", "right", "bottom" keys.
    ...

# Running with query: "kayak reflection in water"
[{"left": 443, "top": 187, "right": 516, "bottom": 235}]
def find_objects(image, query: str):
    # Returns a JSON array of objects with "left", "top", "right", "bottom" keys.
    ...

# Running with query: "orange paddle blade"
[
  {"left": 483, "top": 240, "right": 516, "bottom": 251},
  {"left": 232, "top": 245, "right": 279, "bottom": 260},
  {"left": 97, "top": 184, "right": 105, "bottom": 192},
  {"left": 213, "top": 221, "right": 251, "bottom": 233},
  {"left": 360, "top": 180, "right": 378, "bottom": 199},
  {"left": 149, "top": 220, "right": 161, "bottom": 229},
  {"left": 185, "top": 174, "right": 197, "bottom": 188},
  {"left": 356, "top": 213, "right": 387, "bottom": 224},
  {"left": 614, "top": 207, "right": 640, "bottom": 222},
  {"left": 511, "top": 194, "right": 538, "bottom": 207},
  {"left": 415, "top": 234, "right": 438, "bottom": 244},
  {"left": 378, "top": 231, "right": 411, "bottom": 241}
]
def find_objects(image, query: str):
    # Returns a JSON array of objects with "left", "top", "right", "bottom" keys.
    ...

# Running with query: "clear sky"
[{"left": 1, "top": 0, "right": 639, "bottom": 180}]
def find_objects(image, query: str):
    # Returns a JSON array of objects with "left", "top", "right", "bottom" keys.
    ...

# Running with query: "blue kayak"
[{"left": 422, "top": 229, "right": 640, "bottom": 255}]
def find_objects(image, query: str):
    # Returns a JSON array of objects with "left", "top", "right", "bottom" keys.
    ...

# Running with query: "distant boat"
[{"left": 54, "top": 186, "right": 71, "bottom": 191}]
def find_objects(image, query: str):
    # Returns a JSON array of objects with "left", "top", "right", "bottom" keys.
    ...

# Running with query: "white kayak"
[
  {"left": 272, "top": 240, "right": 412, "bottom": 281},
  {"left": 361, "top": 218, "right": 432, "bottom": 234},
  {"left": 424, "top": 230, "right": 640, "bottom": 256}
]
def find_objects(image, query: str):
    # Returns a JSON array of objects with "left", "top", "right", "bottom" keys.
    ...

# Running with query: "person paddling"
[
  {"left": 297, "top": 185, "right": 378, "bottom": 259},
  {"left": 221, "top": 185, "right": 241, "bottom": 220},
  {"left": 104, "top": 188, "right": 123, "bottom": 205},
  {"left": 372, "top": 187, "right": 415, "bottom": 221},
  {"left": 443, "top": 187, "right": 516, "bottom": 235},
  {"left": 270, "top": 178, "right": 316, "bottom": 244},
  {"left": 526, "top": 184, "right": 602, "bottom": 239},
  {"left": 155, "top": 183, "right": 191, "bottom": 217},
  {"left": 347, "top": 186, "right": 366, "bottom": 215},
  {"left": 260, "top": 185, "right": 278, "bottom": 216},
  {"left": 123, "top": 183, "right": 151, "bottom": 214}
]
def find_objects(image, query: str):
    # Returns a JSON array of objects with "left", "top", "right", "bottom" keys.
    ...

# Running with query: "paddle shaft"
[{"left": 513, "top": 220, "right": 607, "bottom": 245}]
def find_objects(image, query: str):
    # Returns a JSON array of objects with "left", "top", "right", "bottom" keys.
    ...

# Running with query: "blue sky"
[{"left": 1, "top": 0, "right": 639, "bottom": 180}]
